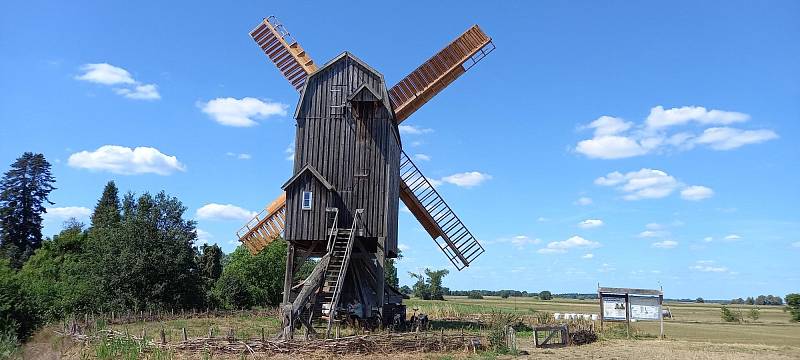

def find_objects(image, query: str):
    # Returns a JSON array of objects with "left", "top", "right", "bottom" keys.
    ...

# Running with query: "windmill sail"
[
  {"left": 237, "top": 192, "right": 286, "bottom": 254},
  {"left": 399, "top": 151, "right": 484, "bottom": 270},
  {"left": 250, "top": 16, "right": 317, "bottom": 91},
  {"left": 389, "top": 25, "right": 494, "bottom": 123}
]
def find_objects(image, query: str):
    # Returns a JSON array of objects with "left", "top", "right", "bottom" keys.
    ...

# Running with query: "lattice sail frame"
[{"left": 250, "top": 16, "right": 317, "bottom": 91}]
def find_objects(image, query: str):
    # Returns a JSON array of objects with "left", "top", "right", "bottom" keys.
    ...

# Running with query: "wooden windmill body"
[{"left": 237, "top": 16, "right": 495, "bottom": 338}]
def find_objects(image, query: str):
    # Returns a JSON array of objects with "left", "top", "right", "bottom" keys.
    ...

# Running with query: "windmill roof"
[
  {"left": 294, "top": 52, "right": 395, "bottom": 121},
  {"left": 281, "top": 164, "right": 335, "bottom": 191}
]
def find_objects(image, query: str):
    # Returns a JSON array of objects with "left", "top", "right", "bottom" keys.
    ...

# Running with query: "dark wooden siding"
[
  {"left": 285, "top": 53, "right": 400, "bottom": 256},
  {"left": 284, "top": 171, "right": 329, "bottom": 242}
]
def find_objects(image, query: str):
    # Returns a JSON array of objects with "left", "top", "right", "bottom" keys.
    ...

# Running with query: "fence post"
[
  {"left": 261, "top": 327, "right": 265, "bottom": 342},
  {"left": 182, "top": 327, "right": 187, "bottom": 341},
  {"left": 160, "top": 328, "right": 166, "bottom": 344}
]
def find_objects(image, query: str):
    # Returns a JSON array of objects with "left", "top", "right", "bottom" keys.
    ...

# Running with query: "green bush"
[
  {"left": 467, "top": 291, "right": 484, "bottom": 299},
  {"left": 0, "top": 259, "right": 40, "bottom": 342},
  {"left": 748, "top": 308, "right": 760, "bottom": 321},
  {"left": 538, "top": 291, "right": 552, "bottom": 300},
  {"left": 720, "top": 306, "right": 742, "bottom": 322},
  {"left": 213, "top": 240, "right": 288, "bottom": 309},
  {"left": 785, "top": 293, "right": 800, "bottom": 322}
]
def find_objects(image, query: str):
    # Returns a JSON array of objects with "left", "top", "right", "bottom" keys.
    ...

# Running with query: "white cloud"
[
  {"left": 76, "top": 63, "right": 160, "bottom": 100},
  {"left": 704, "top": 236, "right": 714, "bottom": 242},
  {"left": 575, "top": 135, "right": 647, "bottom": 159},
  {"left": 584, "top": 116, "right": 633, "bottom": 136},
  {"left": 196, "top": 229, "right": 213, "bottom": 244},
  {"left": 68, "top": 145, "right": 185, "bottom": 175},
  {"left": 724, "top": 234, "right": 742, "bottom": 241},
  {"left": 537, "top": 216, "right": 550, "bottom": 222},
  {"left": 652, "top": 240, "right": 678, "bottom": 249},
  {"left": 285, "top": 142, "right": 295, "bottom": 161},
  {"left": 538, "top": 235, "right": 599, "bottom": 254},
  {"left": 44, "top": 206, "right": 92, "bottom": 221},
  {"left": 575, "top": 197, "right": 593, "bottom": 206},
  {"left": 510, "top": 235, "right": 541, "bottom": 248},
  {"left": 575, "top": 105, "right": 776, "bottom": 159},
  {"left": 398, "top": 125, "right": 433, "bottom": 135},
  {"left": 638, "top": 230, "right": 661, "bottom": 238},
  {"left": 200, "top": 97, "right": 288, "bottom": 127},
  {"left": 690, "top": 260, "right": 729, "bottom": 273},
  {"left": 595, "top": 168, "right": 679, "bottom": 200},
  {"left": 413, "top": 153, "right": 431, "bottom": 161},
  {"left": 196, "top": 203, "right": 256, "bottom": 221},
  {"left": 578, "top": 219, "right": 604, "bottom": 228},
  {"left": 598, "top": 263, "right": 615, "bottom": 273},
  {"left": 646, "top": 223, "right": 663, "bottom": 230},
  {"left": 596, "top": 168, "right": 712, "bottom": 201},
  {"left": 398, "top": 243, "right": 410, "bottom": 252},
  {"left": 645, "top": 105, "right": 750, "bottom": 129},
  {"left": 582, "top": 253, "right": 594, "bottom": 259},
  {"left": 114, "top": 84, "right": 160, "bottom": 100},
  {"left": 693, "top": 127, "right": 778, "bottom": 150},
  {"left": 226, "top": 152, "right": 252, "bottom": 160},
  {"left": 792, "top": 241, "right": 800, "bottom": 248},
  {"left": 681, "top": 185, "right": 714, "bottom": 201},
  {"left": 75, "top": 63, "right": 135, "bottom": 85},
  {"left": 440, "top": 172, "right": 492, "bottom": 188}
]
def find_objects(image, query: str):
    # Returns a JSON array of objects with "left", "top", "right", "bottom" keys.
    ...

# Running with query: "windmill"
[{"left": 237, "top": 16, "right": 495, "bottom": 338}]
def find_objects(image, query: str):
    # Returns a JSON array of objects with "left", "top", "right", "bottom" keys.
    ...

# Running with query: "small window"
[{"left": 302, "top": 191, "right": 313, "bottom": 210}]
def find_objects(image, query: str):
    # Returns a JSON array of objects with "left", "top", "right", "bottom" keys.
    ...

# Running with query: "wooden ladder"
[{"left": 321, "top": 209, "right": 362, "bottom": 337}]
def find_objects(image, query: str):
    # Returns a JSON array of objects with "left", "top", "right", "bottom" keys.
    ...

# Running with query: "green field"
[{"left": 406, "top": 296, "right": 800, "bottom": 346}]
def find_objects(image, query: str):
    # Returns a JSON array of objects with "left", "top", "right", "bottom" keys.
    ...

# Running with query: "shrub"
[
  {"left": 785, "top": 293, "right": 800, "bottom": 322},
  {"left": 748, "top": 308, "right": 760, "bottom": 321},
  {"left": 570, "top": 329, "right": 598, "bottom": 345},
  {"left": 538, "top": 291, "right": 553, "bottom": 300},
  {"left": 486, "top": 311, "right": 521, "bottom": 354},
  {"left": 720, "top": 306, "right": 742, "bottom": 322},
  {"left": 467, "top": 291, "right": 484, "bottom": 300}
]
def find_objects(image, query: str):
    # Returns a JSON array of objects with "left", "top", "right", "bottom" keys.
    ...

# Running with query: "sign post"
[{"left": 598, "top": 286, "right": 665, "bottom": 339}]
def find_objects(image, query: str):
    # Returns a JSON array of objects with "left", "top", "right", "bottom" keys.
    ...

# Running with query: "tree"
[
  {"left": 88, "top": 191, "right": 204, "bottom": 310},
  {"left": 695, "top": 297, "right": 705, "bottom": 303},
  {"left": 213, "top": 240, "right": 288, "bottom": 309},
  {"left": 198, "top": 244, "right": 223, "bottom": 281},
  {"left": 746, "top": 297, "right": 755, "bottom": 305},
  {"left": 399, "top": 285, "right": 412, "bottom": 295},
  {"left": 539, "top": 291, "right": 553, "bottom": 300},
  {"left": 425, "top": 268, "right": 449, "bottom": 300},
  {"left": 785, "top": 293, "right": 800, "bottom": 322},
  {"left": 384, "top": 250, "right": 402, "bottom": 289},
  {"left": 0, "top": 259, "right": 39, "bottom": 341},
  {"left": 91, "top": 181, "right": 120, "bottom": 229},
  {"left": 731, "top": 298, "right": 745, "bottom": 304},
  {"left": 409, "top": 271, "right": 431, "bottom": 300},
  {"left": 0, "top": 153, "right": 56, "bottom": 268},
  {"left": 18, "top": 221, "right": 95, "bottom": 321}
]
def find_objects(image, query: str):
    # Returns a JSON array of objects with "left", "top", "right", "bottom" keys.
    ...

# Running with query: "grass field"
[
  {"left": 24, "top": 296, "right": 800, "bottom": 359},
  {"left": 406, "top": 296, "right": 799, "bottom": 346}
]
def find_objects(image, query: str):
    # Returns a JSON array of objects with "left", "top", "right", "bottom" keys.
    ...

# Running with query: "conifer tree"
[
  {"left": 91, "top": 181, "right": 121, "bottom": 229},
  {"left": 0, "top": 153, "right": 56, "bottom": 268}
]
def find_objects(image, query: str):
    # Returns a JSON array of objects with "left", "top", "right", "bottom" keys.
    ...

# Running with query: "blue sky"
[{"left": 1, "top": 1, "right": 798, "bottom": 299}]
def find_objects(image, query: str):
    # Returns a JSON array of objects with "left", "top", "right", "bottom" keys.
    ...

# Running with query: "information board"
[
  {"left": 630, "top": 296, "right": 661, "bottom": 320},
  {"left": 601, "top": 296, "right": 627, "bottom": 321}
]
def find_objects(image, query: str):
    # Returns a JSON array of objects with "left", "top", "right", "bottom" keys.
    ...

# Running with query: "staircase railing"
[
  {"left": 326, "top": 209, "right": 363, "bottom": 337},
  {"left": 326, "top": 208, "right": 339, "bottom": 252}
]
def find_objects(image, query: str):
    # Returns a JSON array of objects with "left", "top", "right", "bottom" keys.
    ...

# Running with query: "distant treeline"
[{"left": 445, "top": 290, "right": 599, "bottom": 300}]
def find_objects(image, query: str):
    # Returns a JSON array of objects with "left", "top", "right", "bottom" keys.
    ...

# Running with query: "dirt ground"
[{"left": 20, "top": 331, "right": 800, "bottom": 360}]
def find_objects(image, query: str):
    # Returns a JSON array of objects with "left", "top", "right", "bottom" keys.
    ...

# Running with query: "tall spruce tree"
[
  {"left": 0, "top": 152, "right": 56, "bottom": 268},
  {"left": 91, "top": 181, "right": 121, "bottom": 228}
]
